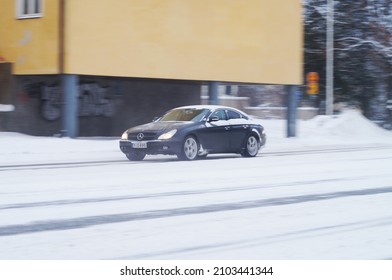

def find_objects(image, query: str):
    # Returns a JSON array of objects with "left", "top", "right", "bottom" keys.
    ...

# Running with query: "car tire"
[
  {"left": 177, "top": 136, "right": 199, "bottom": 161},
  {"left": 197, "top": 154, "right": 208, "bottom": 159},
  {"left": 241, "top": 134, "right": 259, "bottom": 157},
  {"left": 126, "top": 151, "right": 146, "bottom": 161}
]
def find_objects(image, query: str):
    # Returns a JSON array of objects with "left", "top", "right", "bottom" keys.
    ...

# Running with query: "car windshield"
[{"left": 159, "top": 108, "right": 209, "bottom": 122}]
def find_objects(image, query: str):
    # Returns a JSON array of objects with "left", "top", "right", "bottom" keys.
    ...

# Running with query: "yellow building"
[
  {"left": 0, "top": 0, "right": 303, "bottom": 136},
  {"left": 0, "top": 0, "right": 60, "bottom": 74}
]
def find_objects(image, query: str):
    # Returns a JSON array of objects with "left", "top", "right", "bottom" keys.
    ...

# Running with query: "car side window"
[
  {"left": 227, "top": 110, "right": 241, "bottom": 120},
  {"left": 210, "top": 109, "right": 227, "bottom": 120},
  {"left": 227, "top": 110, "right": 248, "bottom": 120}
]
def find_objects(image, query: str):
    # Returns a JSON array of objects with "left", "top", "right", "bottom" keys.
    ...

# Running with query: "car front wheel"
[
  {"left": 241, "top": 134, "right": 259, "bottom": 157},
  {"left": 126, "top": 151, "right": 146, "bottom": 161},
  {"left": 177, "top": 136, "right": 199, "bottom": 161}
]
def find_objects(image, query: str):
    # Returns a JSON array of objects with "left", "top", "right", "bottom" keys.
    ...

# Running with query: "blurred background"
[
  {"left": 1, "top": 1, "right": 392, "bottom": 262},
  {"left": 0, "top": 0, "right": 391, "bottom": 137}
]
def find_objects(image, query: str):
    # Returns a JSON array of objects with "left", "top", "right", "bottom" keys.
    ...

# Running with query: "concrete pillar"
[
  {"left": 287, "top": 85, "right": 297, "bottom": 137},
  {"left": 62, "top": 74, "right": 79, "bottom": 138},
  {"left": 208, "top": 81, "right": 219, "bottom": 105}
]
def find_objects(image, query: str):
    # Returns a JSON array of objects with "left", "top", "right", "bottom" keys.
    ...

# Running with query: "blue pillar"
[
  {"left": 287, "top": 85, "right": 297, "bottom": 137},
  {"left": 208, "top": 81, "right": 219, "bottom": 105},
  {"left": 62, "top": 74, "right": 79, "bottom": 138}
]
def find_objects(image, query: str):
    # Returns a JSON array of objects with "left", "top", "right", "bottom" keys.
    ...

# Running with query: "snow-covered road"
[{"left": 1, "top": 110, "right": 392, "bottom": 259}]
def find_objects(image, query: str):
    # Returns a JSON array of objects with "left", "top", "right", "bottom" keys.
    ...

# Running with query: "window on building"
[{"left": 16, "top": 0, "right": 43, "bottom": 19}]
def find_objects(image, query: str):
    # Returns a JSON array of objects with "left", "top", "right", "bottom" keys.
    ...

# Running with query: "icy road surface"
[{"left": 1, "top": 110, "right": 392, "bottom": 259}]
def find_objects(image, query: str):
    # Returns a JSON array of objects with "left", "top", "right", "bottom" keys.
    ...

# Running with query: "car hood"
[{"left": 126, "top": 121, "right": 194, "bottom": 134}]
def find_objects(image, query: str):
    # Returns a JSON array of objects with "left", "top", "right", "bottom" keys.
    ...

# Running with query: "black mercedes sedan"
[{"left": 119, "top": 105, "right": 266, "bottom": 161}]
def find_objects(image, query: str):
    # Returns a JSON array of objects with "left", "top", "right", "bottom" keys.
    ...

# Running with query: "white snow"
[
  {"left": 0, "top": 104, "right": 15, "bottom": 112},
  {"left": 0, "top": 109, "right": 392, "bottom": 260}
]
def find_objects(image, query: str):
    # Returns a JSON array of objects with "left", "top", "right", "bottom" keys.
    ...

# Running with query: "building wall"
[
  {"left": 0, "top": 0, "right": 61, "bottom": 74},
  {"left": 1, "top": 0, "right": 302, "bottom": 136},
  {"left": 1, "top": 0, "right": 302, "bottom": 84},
  {"left": 0, "top": 63, "right": 14, "bottom": 130},
  {"left": 0, "top": 63, "right": 13, "bottom": 104},
  {"left": 1, "top": 75, "right": 201, "bottom": 136},
  {"left": 64, "top": 0, "right": 303, "bottom": 84}
]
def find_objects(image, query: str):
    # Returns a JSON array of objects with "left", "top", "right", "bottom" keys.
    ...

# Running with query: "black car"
[{"left": 119, "top": 105, "right": 266, "bottom": 161}]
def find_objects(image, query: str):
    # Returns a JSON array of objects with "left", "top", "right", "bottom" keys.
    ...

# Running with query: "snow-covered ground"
[{"left": 1, "top": 110, "right": 392, "bottom": 260}]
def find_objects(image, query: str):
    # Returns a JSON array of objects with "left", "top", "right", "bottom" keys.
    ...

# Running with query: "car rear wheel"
[
  {"left": 178, "top": 136, "right": 199, "bottom": 161},
  {"left": 241, "top": 134, "right": 259, "bottom": 157},
  {"left": 126, "top": 151, "right": 146, "bottom": 161}
]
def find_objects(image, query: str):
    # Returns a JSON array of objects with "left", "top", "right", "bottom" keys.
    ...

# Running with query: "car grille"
[{"left": 127, "top": 132, "right": 158, "bottom": 141}]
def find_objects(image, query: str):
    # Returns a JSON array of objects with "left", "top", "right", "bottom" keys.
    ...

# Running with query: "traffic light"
[{"left": 306, "top": 72, "right": 319, "bottom": 95}]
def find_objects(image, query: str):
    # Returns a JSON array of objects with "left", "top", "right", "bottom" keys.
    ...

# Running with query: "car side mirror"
[{"left": 208, "top": 116, "right": 219, "bottom": 122}]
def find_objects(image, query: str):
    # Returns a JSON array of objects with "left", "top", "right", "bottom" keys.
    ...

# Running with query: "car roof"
[
  {"left": 174, "top": 104, "right": 245, "bottom": 112},
  {"left": 162, "top": 105, "right": 252, "bottom": 120}
]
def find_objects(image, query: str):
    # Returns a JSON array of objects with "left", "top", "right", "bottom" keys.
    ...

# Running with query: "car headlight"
[
  {"left": 121, "top": 131, "right": 128, "bottom": 140},
  {"left": 158, "top": 129, "right": 177, "bottom": 140}
]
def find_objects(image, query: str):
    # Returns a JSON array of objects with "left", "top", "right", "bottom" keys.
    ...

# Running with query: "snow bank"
[
  {"left": 258, "top": 109, "right": 392, "bottom": 151},
  {"left": 0, "top": 132, "right": 119, "bottom": 165},
  {"left": 305, "top": 109, "right": 392, "bottom": 139},
  {"left": 0, "top": 109, "right": 391, "bottom": 165}
]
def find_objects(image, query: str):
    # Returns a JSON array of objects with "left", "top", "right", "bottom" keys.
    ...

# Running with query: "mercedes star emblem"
[{"left": 137, "top": 133, "right": 144, "bottom": 141}]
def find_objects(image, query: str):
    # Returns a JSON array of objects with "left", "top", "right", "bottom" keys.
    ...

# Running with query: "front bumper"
[
  {"left": 260, "top": 133, "right": 266, "bottom": 149},
  {"left": 119, "top": 140, "right": 182, "bottom": 155}
]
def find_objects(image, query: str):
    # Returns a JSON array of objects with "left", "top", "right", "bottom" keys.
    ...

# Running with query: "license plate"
[{"left": 132, "top": 141, "right": 147, "bottom": 148}]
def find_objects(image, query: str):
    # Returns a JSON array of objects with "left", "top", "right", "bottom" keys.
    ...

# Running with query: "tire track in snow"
[
  {"left": 0, "top": 177, "right": 358, "bottom": 210},
  {"left": 1, "top": 145, "right": 391, "bottom": 171},
  {"left": 1, "top": 186, "right": 392, "bottom": 237}
]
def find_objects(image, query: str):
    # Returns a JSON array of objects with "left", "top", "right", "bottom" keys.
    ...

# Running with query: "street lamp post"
[{"left": 326, "top": 0, "right": 334, "bottom": 115}]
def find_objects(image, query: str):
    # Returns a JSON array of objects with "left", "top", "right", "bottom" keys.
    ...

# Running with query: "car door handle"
[
  {"left": 243, "top": 125, "right": 249, "bottom": 129},
  {"left": 225, "top": 126, "right": 230, "bottom": 130}
]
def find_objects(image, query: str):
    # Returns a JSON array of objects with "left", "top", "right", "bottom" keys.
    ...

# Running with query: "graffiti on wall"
[
  {"left": 79, "top": 83, "right": 114, "bottom": 118},
  {"left": 24, "top": 82, "right": 115, "bottom": 121},
  {"left": 41, "top": 84, "right": 62, "bottom": 121}
]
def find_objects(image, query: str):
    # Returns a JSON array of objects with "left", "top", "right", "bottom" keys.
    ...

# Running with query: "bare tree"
[{"left": 304, "top": 0, "right": 392, "bottom": 125}]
